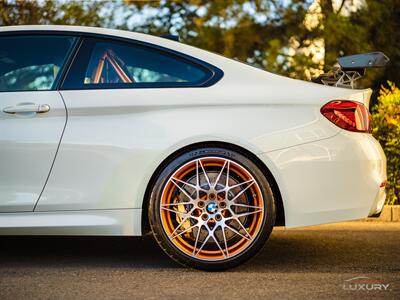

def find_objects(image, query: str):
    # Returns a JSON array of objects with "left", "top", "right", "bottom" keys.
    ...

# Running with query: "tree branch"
[{"left": 336, "top": 0, "right": 347, "bottom": 15}]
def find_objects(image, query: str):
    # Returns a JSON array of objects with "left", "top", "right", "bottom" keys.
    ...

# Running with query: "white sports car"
[{"left": 0, "top": 25, "right": 386, "bottom": 270}]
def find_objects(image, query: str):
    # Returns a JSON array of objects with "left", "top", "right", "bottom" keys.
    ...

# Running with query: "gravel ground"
[{"left": 0, "top": 221, "right": 398, "bottom": 299}]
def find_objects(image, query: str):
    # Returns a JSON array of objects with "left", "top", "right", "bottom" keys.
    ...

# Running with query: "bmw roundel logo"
[{"left": 206, "top": 202, "right": 218, "bottom": 214}]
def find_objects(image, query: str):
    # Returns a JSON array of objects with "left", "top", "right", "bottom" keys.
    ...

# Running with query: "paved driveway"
[{"left": 0, "top": 222, "right": 398, "bottom": 299}]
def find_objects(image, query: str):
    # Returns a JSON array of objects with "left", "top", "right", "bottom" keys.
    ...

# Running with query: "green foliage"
[
  {"left": 0, "top": 0, "right": 111, "bottom": 27},
  {"left": 372, "top": 82, "right": 400, "bottom": 205},
  {"left": 1, "top": 0, "right": 398, "bottom": 88}
]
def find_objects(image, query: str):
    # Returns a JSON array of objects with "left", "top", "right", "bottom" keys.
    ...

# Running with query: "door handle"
[
  {"left": 2, "top": 103, "right": 50, "bottom": 114},
  {"left": 37, "top": 104, "right": 50, "bottom": 113}
]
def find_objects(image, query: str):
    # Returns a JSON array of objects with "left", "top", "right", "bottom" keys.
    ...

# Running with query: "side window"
[
  {"left": 0, "top": 35, "right": 76, "bottom": 92},
  {"left": 63, "top": 38, "right": 214, "bottom": 89}
]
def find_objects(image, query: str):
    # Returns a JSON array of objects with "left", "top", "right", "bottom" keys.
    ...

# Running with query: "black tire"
[{"left": 148, "top": 146, "right": 276, "bottom": 270}]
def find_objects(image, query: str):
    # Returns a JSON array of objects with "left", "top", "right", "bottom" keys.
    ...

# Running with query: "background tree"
[
  {"left": 1, "top": 0, "right": 398, "bottom": 89},
  {"left": 118, "top": 0, "right": 399, "bottom": 91},
  {"left": 372, "top": 82, "right": 400, "bottom": 205},
  {"left": 0, "top": 0, "right": 112, "bottom": 27}
]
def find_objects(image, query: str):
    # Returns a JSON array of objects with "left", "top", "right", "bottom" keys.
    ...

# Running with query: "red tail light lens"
[{"left": 321, "top": 100, "right": 372, "bottom": 133}]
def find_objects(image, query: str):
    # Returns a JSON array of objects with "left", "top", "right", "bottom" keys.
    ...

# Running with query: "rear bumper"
[
  {"left": 368, "top": 181, "right": 386, "bottom": 217},
  {"left": 258, "top": 131, "right": 386, "bottom": 228}
]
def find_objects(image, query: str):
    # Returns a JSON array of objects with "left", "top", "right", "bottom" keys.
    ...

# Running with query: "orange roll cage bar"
[{"left": 92, "top": 49, "right": 133, "bottom": 84}]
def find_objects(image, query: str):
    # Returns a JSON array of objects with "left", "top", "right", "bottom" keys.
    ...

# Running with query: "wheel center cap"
[{"left": 206, "top": 202, "right": 218, "bottom": 214}]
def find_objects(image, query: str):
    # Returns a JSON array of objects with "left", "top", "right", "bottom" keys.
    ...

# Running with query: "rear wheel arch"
[{"left": 141, "top": 141, "right": 285, "bottom": 235}]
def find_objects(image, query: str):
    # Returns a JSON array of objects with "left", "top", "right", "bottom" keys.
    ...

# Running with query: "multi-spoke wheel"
[{"left": 149, "top": 147, "right": 276, "bottom": 270}]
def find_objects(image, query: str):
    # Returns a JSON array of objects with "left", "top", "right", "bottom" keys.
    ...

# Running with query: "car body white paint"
[
  {"left": 0, "top": 91, "right": 66, "bottom": 212},
  {"left": 0, "top": 25, "right": 386, "bottom": 235}
]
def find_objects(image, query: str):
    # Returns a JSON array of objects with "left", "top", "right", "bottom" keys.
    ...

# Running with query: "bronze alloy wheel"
[{"left": 149, "top": 147, "right": 276, "bottom": 270}]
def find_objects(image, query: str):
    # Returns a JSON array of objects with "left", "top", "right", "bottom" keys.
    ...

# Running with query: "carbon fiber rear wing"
[{"left": 313, "top": 52, "right": 390, "bottom": 89}]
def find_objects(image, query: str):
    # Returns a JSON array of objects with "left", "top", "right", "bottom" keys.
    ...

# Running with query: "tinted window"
[
  {"left": 0, "top": 35, "right": 76, "bottom": 92},
  {"left": 64, "top": 38, "right": 213, "bottom": 89}
]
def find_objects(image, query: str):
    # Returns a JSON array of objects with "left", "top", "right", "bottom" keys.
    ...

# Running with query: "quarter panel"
[{"left": 36, "top": 87, "right": 338, "bottom": 212}]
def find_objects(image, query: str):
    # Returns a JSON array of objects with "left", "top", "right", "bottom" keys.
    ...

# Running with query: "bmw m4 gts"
[{"left": 0, "top": 25, "right": 386, "bottom": 270}]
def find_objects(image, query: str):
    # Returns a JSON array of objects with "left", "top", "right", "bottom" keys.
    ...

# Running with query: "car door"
[
  {"left": 0, "top": 34, "right": 77, "bottom": 212},
  {"left": 35, "top": 36, "right": 220, "bottom": 211}
]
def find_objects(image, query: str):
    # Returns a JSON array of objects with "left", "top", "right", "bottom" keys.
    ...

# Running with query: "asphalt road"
[{"left": 0, "top": 222, "right": 398, "bottom": 299}]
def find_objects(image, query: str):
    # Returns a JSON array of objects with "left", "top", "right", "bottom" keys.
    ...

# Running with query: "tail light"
[{"left": 321, "top": 100, "right": 372, "bottom": 133}]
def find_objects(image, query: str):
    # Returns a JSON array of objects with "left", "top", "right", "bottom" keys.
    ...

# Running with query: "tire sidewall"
[{"left": 149, "top": 147, "right": 276, "bottom": 270}]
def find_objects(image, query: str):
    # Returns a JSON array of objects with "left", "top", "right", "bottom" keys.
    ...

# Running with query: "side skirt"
[{"left": 0, "top": 209, "right": 142, "bottom": 236}]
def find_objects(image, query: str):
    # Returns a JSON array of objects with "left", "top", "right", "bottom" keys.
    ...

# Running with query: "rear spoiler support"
[{"left": 312, "top": 52, "right": 390, "bottom": 89}]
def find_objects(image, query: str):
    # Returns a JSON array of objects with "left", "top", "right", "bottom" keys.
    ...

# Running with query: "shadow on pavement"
[
  {"left": 0, "top": 235, "right": 178, "bottom": 270},
  {"left": 0, "top": 226, "right": 397, "bottom": 272}
]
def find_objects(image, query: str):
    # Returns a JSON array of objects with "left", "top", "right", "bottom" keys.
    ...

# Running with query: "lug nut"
[
  {"left": 201, "top": 214, "right": 208, "bottom": 221},
  {"left": 219, "top": 202, "right": 226, "bottom": 208},
  {"left": 215, "top": 214, "right": 222, "bottom": 221},
  {"left": 198, "top": 201, "right": 205, "bottom": 208}
]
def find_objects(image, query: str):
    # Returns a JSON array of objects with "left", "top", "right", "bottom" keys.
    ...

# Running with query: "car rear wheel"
[{"left": 148, "top": 147, "right": 276, "bottom": 270}]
